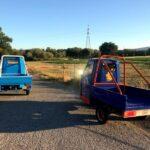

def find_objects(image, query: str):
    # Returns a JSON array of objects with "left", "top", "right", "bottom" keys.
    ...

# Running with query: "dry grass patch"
[{"left": 27, "top": 59, "right": 149, "bottom": 89}]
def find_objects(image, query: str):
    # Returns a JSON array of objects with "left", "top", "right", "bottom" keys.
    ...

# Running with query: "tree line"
[
  {"left": 22, "top": 47, "right": 100, "bottom": 61},
  {"left": 0, "top": 27, "right": 150, "bottom": 61}
]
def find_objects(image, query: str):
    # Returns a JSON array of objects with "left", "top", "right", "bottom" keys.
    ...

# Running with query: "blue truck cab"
[
  {"left": 0, "top": 55, "right": 32, "bottom": 95},
  {"left": 81, "top": 56, "right": 150, "bottom": 124}
]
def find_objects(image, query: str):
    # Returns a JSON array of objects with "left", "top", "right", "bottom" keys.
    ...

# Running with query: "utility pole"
[{"left": 86, "top": 25, "right": 91, "bottom": 49}]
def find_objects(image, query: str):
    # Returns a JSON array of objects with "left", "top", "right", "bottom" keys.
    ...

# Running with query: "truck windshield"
[
  {"left": 7, "top": 59, "right": 19, "bottom": 65},
  {"left": 2, "top": 57, "right": 27, "bottom": 76}
]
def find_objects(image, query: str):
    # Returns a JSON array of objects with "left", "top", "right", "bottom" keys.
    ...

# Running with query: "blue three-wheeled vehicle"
[
  {"left": 80, "top": 55, "right": 150, "bottom": 124},
  {"left": 0, "top": 55, "right": 32, "bottom": 95}
]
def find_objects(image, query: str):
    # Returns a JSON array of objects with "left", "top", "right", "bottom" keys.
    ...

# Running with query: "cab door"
[{"left": 81, "top": 60, "right": 94, "bottom": 104}]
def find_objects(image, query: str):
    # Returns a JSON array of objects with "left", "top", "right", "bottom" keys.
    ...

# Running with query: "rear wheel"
[
  {"left": 137, "top": 116, "right": 147, "bottom": 120},
  {"left": 96, "top": 107, "right": 108, "bottom": 124},
  {"left": 25, "top": 90, "right": 30, "bottom": 95}
]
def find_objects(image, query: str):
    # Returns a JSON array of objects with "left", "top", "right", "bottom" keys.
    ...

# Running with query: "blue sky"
[{"left": 0, "top": 0, "right": 150, "bottom": 49}]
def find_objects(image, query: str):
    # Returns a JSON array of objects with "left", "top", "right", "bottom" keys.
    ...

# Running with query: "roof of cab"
[
  {"left": 89, "top": 57, "right": 119, "bottom": 62},
  {"left": 1, "top": 55, "right": 24, "bottom": 59}
]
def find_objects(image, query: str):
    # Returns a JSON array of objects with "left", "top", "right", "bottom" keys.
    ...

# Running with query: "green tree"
[
  {"left": 66, "top": 47, "right": 82, "bottom": 58},
  {"left": 26, "top": 51, "right": 33, "bottom": 61},
  {"left": 80, "top": 48, "right": 92, "bottom": 58},
  {"left": 32, "top": 48, "right": 45, "bottom": 60},
  {"left": 99, "top": 42, "right": 118, "bottom": 55},
  {"left": 56, "top": 49, "right": 66, "bottom": 58},
  {"left": 0, "top": 27, "right": 12, "bottom": 56},
  {"left": 11, "top": 49, "right": 21, "bottom": 55},
  {"left": 43, "top": 52, "right": 54, "bottom": 60},
  {"left": 46, "top": 47, "right": 56, "bottom": 56},
  {"left": 91, "top": 50, "right": 99, "bottom": 57},
  {"left": 148, "top": 48, "right": 150, "bottom": 55}
]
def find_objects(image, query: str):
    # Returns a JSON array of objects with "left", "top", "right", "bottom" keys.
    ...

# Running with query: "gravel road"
[{"left": 0, "top": 80, "right": 149, "bottom": 150}]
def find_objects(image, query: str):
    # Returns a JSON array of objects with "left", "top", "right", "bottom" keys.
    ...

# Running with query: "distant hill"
[
  {"left": 123, "top": 47, "right": 150, "bottom": 51},
  {"left": 134, "top": 47, "right": 150, "bottom": 51}
]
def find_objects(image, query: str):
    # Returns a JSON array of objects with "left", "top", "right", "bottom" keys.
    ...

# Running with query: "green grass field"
[
  {"left": 45, "top": 56, "right": 150, "bottom": 64},
  {"left": 126, "top": 56, "right": 150, "bottom": 65}
]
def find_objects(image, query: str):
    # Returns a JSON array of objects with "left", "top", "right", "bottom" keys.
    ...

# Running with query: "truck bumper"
[
  {"left": 80, "top": 95, "right": 90, "bottom": 105},
  {"left": 123, "top": 109, "right": 150, "bottom": 118},
  {"left": 0, "top": 76, "right": 32, "bottom": 91}
]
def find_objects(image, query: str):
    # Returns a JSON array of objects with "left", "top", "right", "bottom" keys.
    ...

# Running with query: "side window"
[
  {"left": 84, "top": 61, "right": 94, "bottom": 76},
  {"left": 83, "top": 61, "right": 94, "bottom": 83}
]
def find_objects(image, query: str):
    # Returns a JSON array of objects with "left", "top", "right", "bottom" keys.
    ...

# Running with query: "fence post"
[
  {"left": 74, "top": 64, "right": 76, "bottom": 80},
  {"left": 63, "top": 64, "right": 65, "bottom": 82}
]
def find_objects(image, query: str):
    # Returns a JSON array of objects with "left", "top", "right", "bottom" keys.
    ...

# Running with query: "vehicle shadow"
[
  {"left": 0, "top": 100, "right": 149, "bottom": 133},
  {"left": 0, "top": 100, "right": 98, "bottom": 133}
]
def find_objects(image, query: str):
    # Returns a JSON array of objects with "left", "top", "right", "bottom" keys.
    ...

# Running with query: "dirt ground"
[{"left": 0, "top": 80, "right": 149, "bottom": 150}]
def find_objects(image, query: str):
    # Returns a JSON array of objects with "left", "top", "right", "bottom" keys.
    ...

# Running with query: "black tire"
[
  {"left": 96, "top": 107, "right": 108, "bottom": 124},
  {"left": 26, "top": 90, "right": 30, "bottom": 95},
  {"left": 137, "top": 116, "right": 147, "bottom": 120}
]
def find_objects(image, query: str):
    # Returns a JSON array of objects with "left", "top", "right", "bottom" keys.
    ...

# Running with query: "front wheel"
[{"left": 96, "top": 107, "right": 108, "bottom": 124}]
